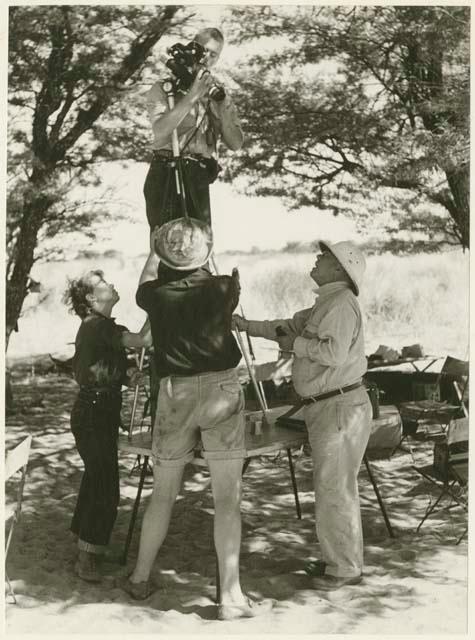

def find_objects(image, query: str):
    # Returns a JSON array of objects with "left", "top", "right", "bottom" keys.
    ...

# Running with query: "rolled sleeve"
[
  {"left": 136, "top": 281, "right": 158, "bottom": 313},
  {"left": 146, "top": 81, "right": 167, "bottom": 127}
]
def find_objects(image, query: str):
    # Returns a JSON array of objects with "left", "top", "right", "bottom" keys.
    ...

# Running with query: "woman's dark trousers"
[{"left": 70, "top": 391, "right": 121, "bottom": 547}]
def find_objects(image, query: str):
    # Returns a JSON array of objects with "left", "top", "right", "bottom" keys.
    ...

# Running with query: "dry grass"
[{"left": 7, "top": 249, "right": 469, "bottom": 363}]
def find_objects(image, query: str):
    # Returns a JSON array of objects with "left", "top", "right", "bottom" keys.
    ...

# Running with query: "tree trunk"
[
  {"left": 446, "top": 164, "right": 470, "bottom": 249},
  {"left": 5, "top": 174, "right": 54, "bottom": 350},
  {"left": 5, "top": 369, "right": 15, "bottom": 414}
]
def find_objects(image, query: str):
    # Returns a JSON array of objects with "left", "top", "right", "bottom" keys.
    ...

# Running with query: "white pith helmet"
[
  {"left": 154, "top": 217, "right": 213, "bottom": 270},
  {"left": 319, "top": 241, "right": 366, "bottom": 295}
]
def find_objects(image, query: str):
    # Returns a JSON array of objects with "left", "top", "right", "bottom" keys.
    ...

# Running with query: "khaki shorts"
[{"left": 152, "top": 368, "right": 246, "bottom": 467}]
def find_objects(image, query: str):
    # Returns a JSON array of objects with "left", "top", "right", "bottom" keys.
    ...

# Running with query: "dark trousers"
[
  {"left": 143, "top": 156, "right": 215, "bottom": 420},
  {"left": 144, "top": 157, "right": 212, "bottom": 229},
  {"left": 70, "top": 391, "right": 121, "bottom": 547}
]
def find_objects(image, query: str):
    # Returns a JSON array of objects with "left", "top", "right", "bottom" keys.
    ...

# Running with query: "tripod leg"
[{"left": 121, "top": 455, "right": 150, "bottom": 565}]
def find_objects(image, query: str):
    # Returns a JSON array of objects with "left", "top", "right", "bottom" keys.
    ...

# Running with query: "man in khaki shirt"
[{"left": 233, "top": 241, "right": 372, "bottom": 590}]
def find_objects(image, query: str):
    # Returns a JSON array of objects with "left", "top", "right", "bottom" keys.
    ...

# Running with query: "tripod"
[
  {"left": 127, "top": 77, "right": 270, "bottom": 439},
  {"left": 163, "top": 75, "right": 269, "bottom": 416},
  {"left": 161, "top": 77, "right": 192, "bottom": 220}
]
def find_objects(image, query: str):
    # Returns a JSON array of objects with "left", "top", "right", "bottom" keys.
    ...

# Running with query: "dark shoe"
[
  {"left": 217, "top": 597, "right": 273, "bottom": 621},
  {"left": 75, "top": 550, "right": 102, "bottom": 583},
  {"left": 304, "top": 559, "right": 326, "bottom": 577},
  {"left": 116, "top": 575, "right": 155, "bottom": 600},
  {"left": 311, "top": 574, "right": 362, "bottom": 591},
  {"left": 97, "top": 551, "right": 122, "bottom": 566}
]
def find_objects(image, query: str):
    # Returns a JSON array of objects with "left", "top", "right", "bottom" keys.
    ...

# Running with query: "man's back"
[{"left": 136, "top": 267, "right": 241, "bottom": 377}]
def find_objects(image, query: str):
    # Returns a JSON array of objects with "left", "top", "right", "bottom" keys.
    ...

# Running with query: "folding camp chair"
[
  {"left": 413, "top": 417, "right": 468, "bottom": 541},
  {"left": 399, "top": 356, "right": 468, "bottom": 442},
  {"left": 5, "top": 435, "right": 33, "bottom": 604}
]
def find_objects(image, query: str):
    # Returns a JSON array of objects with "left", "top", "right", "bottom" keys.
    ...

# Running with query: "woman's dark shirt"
[
  {"left": 73, "top": 313, "right": 128, "bottom": 388},
  {"left": 136, "top": 267, "right": 241, "bottom": 377}
]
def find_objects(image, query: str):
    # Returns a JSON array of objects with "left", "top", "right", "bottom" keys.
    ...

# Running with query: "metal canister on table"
[{"left": 249, "top": 414, "right": 263, "bottom": 436}]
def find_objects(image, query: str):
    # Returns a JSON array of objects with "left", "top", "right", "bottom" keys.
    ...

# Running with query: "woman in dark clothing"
[{"left": 63, "top": 270, "right": 151, "bottom": 582}]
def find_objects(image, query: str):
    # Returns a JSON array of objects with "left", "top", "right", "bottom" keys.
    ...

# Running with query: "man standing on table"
[
  {"left": 119, "top": 219, "right": 272, "bottom": 620},
  {"left": 144, "top": 27, "right": 243, "bottom": 230},
  {"left": 233, "top": 241, "right": 372, "bottom": 591}
]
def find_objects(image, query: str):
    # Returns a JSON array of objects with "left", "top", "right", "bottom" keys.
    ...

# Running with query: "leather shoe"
[
  {"left": 217, "top": 597, "right": 273, "bottom": 621},
  {"left": 312, "top": 574, "right": 362, "bottom": 591},
  {"left": 304, "top": 559, "right": 326, "bottom": 577},
  {"left": 116, "top": 575, "right": 155, "bottom": 600},
  {"left": 75, "top": 550, "right": 101, "bottom": 583}
]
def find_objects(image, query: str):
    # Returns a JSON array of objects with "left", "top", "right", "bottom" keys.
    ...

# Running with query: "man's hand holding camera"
[
  {"left": 188, "top": 67, "right": 215, "bottom": 104},
  {"left": 162, "top": 33, "right": 243, "bottom": 151}
]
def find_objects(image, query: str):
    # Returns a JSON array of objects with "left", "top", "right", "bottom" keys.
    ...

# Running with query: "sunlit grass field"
[{"left": 7, "top": 248, "right": 469, "bottom": 364}]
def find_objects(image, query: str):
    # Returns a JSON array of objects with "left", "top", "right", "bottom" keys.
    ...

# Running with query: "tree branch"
[
  {"left": 53, "top": 5, "right": 178, "bottom": 160},
  {"left": 33, "top": 8, "right": 74, "bottom": 162}
]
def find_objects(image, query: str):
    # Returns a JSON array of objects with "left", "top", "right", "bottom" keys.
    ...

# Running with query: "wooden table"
[
  {"left": 367, "top": 356, "right": 443, "bottom": 373},
  {"left": 118, "top": 405, "right": 396, "bottom": 565}
]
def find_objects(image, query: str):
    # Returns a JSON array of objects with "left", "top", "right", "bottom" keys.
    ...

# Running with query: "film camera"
[{"left": 165, "top": 41, "right": 226, "bottom": 102}]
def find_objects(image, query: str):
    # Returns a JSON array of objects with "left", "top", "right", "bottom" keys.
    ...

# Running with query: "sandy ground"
[{"left": 4, "top": 367, "right": 469, "bottom": 635}]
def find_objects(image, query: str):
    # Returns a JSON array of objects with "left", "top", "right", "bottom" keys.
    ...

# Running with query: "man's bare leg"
[
  {"left": 129, "top": 463, "right": 184, "bottom": 583},
  {"left": 208, "top": 458, "right": 246, "bottom": 604}
]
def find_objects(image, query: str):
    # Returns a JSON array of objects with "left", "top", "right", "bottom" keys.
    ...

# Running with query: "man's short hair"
[{"left": 194, "top": 27, "right": 224, "bottom": 44}]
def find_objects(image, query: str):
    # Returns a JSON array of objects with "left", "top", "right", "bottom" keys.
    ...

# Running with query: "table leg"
[
  {"left": 363, "top": 454, "right": 396, "bottom": 538},
  {"left": 215, "top": 554, "right": 221, "bottom": 604},
  {"left": 128, "top": 454, "right": 141, "bottom": 477},
  {"left": 5, "top": 571, "right": 17, "bottom": 605},
  {"left": 121, "top": 454, "right": 149, "bottom": 565},
  {"left": 456, "top": 526, "right": 468, "bottom": 545},
  {"left": 411, "top": 358, "right": 437, "bottom": 373},
  {"left": 242, "top": 457, "right": 252, "bottom": 475},
  {"left": 416, "top": 487, "right": 447, "bottom": 533},
  {"left": 286, "top": 448, "right": 302, "bottom": 520}
]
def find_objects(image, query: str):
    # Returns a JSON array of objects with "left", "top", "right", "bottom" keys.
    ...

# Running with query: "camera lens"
[{"left": 209, "top": 85, "right": 226, "bottom": 102}]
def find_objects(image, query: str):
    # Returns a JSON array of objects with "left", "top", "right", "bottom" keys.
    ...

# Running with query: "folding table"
[
  {"left": 367, "top": 355, "right": 443, "bottom": 373},
  {"left": 118, "top": 405, "right": 397, "bottom": 565}
]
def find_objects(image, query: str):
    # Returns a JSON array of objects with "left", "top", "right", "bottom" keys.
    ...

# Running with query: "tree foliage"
[
  {"left": 224, "top": 5, "right": 469, "bottom": 248},
  {"left": 6, "top": 5, "right": 469, "bottom": 351},
  {"left": 6, "top": 4, "right": 191, "bottom": 347}
]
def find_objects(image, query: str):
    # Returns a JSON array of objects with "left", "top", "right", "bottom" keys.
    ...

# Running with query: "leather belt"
[
  {"left": 276, "top": 381, "right": 364, "bottom": 427},
  {"left": 300, "top": 381, "right": 363, "bottom": 405},
  {"left": 152, "top": 149, "right": 210, "bottom": 163},
  {"left": 79, "top": 385, "right": 122, "bottom": 399}
]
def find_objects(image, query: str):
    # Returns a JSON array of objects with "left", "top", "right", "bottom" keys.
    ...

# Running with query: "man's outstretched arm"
[{"left": 233, "top": 308, "right": 312, "bottom": 349}]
